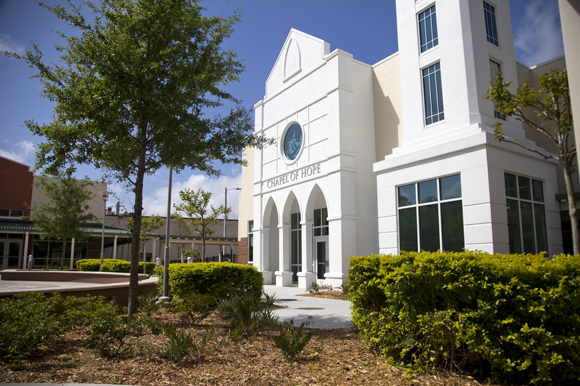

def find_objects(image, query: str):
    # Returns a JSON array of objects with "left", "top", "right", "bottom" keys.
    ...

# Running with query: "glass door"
[
  {"left": 1, "top": 240, "right": 22, "bottom": 270},
  {"left": 315, "top": 238, "right": 328, "bottom": 280}
]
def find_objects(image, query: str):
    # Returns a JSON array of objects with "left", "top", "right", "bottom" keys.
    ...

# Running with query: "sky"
[{"left": 0, "top": 0, "right": 565, "bottom": 219}]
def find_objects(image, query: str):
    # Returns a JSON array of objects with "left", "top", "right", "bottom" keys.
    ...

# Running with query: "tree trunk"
[
  {"left": 202, "top": 236, "right": 206, "bottom": 262},
  {"left": 128, "top": 137, "right": 148, "bottom": 317},
  {"left": 142, "top": 238, "right": 147, "bottom": 274},
  {"left": 563, "top": 163, "right": 580, "bottom": 255}
]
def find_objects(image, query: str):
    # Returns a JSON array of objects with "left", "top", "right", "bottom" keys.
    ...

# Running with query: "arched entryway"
[{"left": 261, "top": 197, "right": 279, "bottom": 284}]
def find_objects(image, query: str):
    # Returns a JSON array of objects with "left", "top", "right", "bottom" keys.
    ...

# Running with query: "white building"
[{"left": 239, "top": 0, "right": 575, "bottom": 288}]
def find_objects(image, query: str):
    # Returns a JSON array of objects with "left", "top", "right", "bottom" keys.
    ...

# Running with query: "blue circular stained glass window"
[{"left": 283, "top": 123, "right": 303, "bottom": 161}]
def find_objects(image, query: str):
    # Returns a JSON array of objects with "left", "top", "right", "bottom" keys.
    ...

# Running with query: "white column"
[
  {"left": 275, "top": 224, "right": 292, "bottom": 286},
  {"left": 113, "top": 236, "right": 118, "bottom": 259},
  {"left": 22, "top": 232, "right": 29, "bottom": 269},
  {"left": 69, "top": 238, "right": 75, "bottom": 270},
  {"left": 261, "top": 226, "right": 272, "bottom": 283},
  {"left": 298, "top": 220, "right": 316, "bottom": 289},
  {"left": 152, "top": 238, "right": 158, "bottom": 262}
]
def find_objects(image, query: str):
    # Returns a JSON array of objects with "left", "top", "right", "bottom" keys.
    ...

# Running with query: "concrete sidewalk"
[{"left": 263, "top": 284, "right": 353, "bottom": 330}]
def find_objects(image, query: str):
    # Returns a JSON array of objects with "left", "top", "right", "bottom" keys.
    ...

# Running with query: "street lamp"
[
  {"left": 159, "top": 167, "right": 173, "bottom": 303},
  {"left": 223, "top": 187, "right": 241, "bottom": 259},
  {"left": 99, "top": 190, "right": 113, "bottom": 268}
]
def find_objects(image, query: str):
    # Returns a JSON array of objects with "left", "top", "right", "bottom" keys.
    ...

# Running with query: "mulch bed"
[{"left": 0, "top": 309, "right": 492, "bottom": 386}]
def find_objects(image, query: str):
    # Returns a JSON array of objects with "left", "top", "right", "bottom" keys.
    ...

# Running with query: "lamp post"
[
  {"left": 159, "top": 167, "right": 173, "bottom": 303},
  {"left": 99, "top": 190, "right": 113, "bottom": 268},
  {"left": 223, "top": 187, "right": 241, "bottom": 259}
]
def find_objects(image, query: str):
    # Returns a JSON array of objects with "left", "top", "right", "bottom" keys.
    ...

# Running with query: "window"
[
  {"left": 419, "top": 5, "right": 438, "bottom": 53},
  {"left": 398, "top": 174, "right": 464, "bottom": 252},
  {"left": 423, "top": 62, "right": 444, "bottom": 125},
  {"left": 484, "top": 2, "right": 499, "bottom": 46},
  {"left": 248, "top": 221, "right": 254, "bottom": 263},
  {"left": 313, "top": 208, "right": 329, "bottom": 236},
  {"left": 489, "top": 59, "right": 506, "bottom": 120},
  {"left": 505, "top": 173, "right": 548, "bottom": 254},
  {"left": 291, "top": 213, "right": 302, "bottom": 283},
  {"left": 0, "top": 209, "right": 24, "bottom": 218}
]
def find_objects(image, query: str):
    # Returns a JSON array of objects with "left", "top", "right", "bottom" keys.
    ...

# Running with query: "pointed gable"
[{"left": 265, "top": 29, "right": 330, "bottom": 99}]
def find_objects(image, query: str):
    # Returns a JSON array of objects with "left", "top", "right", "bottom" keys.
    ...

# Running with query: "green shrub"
[
  {"left": 0, "top": 292, "right": 64, "bottom": 364},
  {"left": 156, "top": 262, "right": 263, "bottom": 300},
  {"left": 349, "top": 252, "right": 580, "bottom": 384},
  {"left": 170, "top": 293, "right": 217, "bottom": 323},
  {"left": 76, "top": 259, "right": 155, "bottom": 274},
  {"left": 272, "top": 319, "right": 315, "bottom": 361},
  {"left": 101, "top": 260, "right": 155, "bottom": 275},
  {"left": 307, "top": 281, "right": 333, "bottom": 294},
  {"left": 161, "top": 323, "right": 213, "bottom": 362}
]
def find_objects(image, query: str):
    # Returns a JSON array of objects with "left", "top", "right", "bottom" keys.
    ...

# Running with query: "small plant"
[
  {"left": 217, "top": 293, "right": 279, "bottom": 336},
  {"left": 161, "top": 323, "right": 214, "bottom": 362},
  {"left": 307, "top": 281, "right": 333, "bottom": 294},
  {"left": 272, "top": 319, "right": 316, "bottom": 361},
  {"left": 138, "top": 292, "right": 162, "bottom": 316},
  {"left": 170, "top": 292, "right": 217, "bottom": 323},
  {"left": 339, "top": 282, "right": 349, "bottom": 295},
  {"left": 262, "top": 290, "right": 280, "bottom": 307}
]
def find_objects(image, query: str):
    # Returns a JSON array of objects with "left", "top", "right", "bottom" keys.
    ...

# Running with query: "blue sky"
[{"left": 0, "top": 0, "right": 564, "bottom": 218}]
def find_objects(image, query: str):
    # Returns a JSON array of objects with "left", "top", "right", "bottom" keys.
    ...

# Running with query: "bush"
[
  {"left": 0, "top": 292, "right": 64, "bottom": 364},
  {"left": 349, "top": 252, "right": 580, "bottom": 384},
  {"left": 156, "top": 262, "right": 263, "bottom": 301},
  {"left": 76, "top": 259, "right": 155, "bottom": 275}
]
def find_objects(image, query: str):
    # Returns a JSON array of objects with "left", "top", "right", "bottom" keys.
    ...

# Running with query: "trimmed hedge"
[
  {"left": 76, "top": 259, "right": 155, "bottom": 275},
  {"left": 156, "top": 262, "right": 263, "bottom": 301},
  {"left": 349, "top": 251, "right": 580, "bottom": 384}
]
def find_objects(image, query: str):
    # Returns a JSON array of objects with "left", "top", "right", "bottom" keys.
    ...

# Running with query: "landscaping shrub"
[
  {"left": 76, "top": 259, "right": 155, "bottom": 275},
  {"left": 272, "top": 319, "right": 315, "bottom": 361},
  {"left": 0, "top": 292, "right": 64, "bottom": 364},
  {"left": 156, "top": 262, "right": 263, "bottom": 301},
  {"left": 349, "top": 251, "right": 580, "bottom": 384}
]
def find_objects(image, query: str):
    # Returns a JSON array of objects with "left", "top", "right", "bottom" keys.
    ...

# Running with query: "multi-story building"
[{"left": 238, "top": 0, "right": 576, "bottom": 288}]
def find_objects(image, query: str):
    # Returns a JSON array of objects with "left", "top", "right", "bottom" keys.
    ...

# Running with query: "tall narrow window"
[
  {"left": 313, "top": 208, "right": 329, "bottom": 236},
  {"left": 484, "top": 2, "right": 499, "bottom": 46},
  {"left": 489, "top": 59, "right": 506, "bottom": 120},
  {"left": 290, "top": 213, "right": 302, "bottom": 283},
  {"left": 248, "top": 221, "right": 254, "bottom": 263},
  {"left": 505, "top": 173, "right": 548, "bottom": 254},
  {"left": 419, "top": 5, "right": 438, "bottom": 53},
  {"left": 423, "top": 62, "right": 444, "bottom": 125},
  {"left": 398, "top": 174, "right": 464, "bottom": 252}
]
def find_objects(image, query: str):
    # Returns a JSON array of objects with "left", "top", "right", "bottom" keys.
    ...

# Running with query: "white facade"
[{"left": 240, "top": 0, "right": 568, "bottom": 288}]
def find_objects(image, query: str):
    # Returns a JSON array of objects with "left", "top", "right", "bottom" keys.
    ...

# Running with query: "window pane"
[
  {"left": 322, "top": 208, "right": 328, "bottom": 226},
  {"left": 248, "top": 221, "right": 253, "bottom": 233},
  {"left": 314, "top": 228, "right": 321, "bottom": 237},
  {"left": 518, "top": 176, "right": 531, "bottom": 200},
  {"left": 399, "top": 184, "right": 416, "bottom": 207},
  {"left": 505, "top": 173, "right": 517, "bottom": 198},
  {"left": 506, "top": 199, "right": 522, "bottom": 254},
  {"left": 419, "top": 204, "right": 440, "bottom": 251},
  {"left": 419, "top": 179, "right": 438, "bottom": 203},
  {"left": 441, "top": 201, "right": 465, "bottom": 252},
  {"left": 534, "top": 204, "right": 547, "bottom": 253},
  {"left": 440, "top": 175, "right": 462, "bottom": 200},
  {"left": 0, "top": 209, "right": 9, "bottom": 216},
  {"left": 532, "top": 180, "right": 544, "bottom": 202},
  {"left": 520, "top": 201, "right": 536, "bottom": 253},
  {"left": 314, "top": 209, "right": 321, "bottom": 227},
  {"left": 322, "top": 227, "right": 329, "bottom": 236},
  {"left": 399, "top": 208, "right": 418, "bottom": 252}
]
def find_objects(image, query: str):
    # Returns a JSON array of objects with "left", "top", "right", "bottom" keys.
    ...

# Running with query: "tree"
[
  {"left": 127, "top": 214, "right": 164, "bottom": 274},
  {"left": 173, "top": 188, "right": 230, "bottom": 260},
  {"left": 30, "top": 171, "right": 97, "bottom": 270},
  {"left": 485, "top": 69, "right": 577, "bottom": 254},
  {"left": 4, "top": 0, "right": 271, "bottom": 315}
]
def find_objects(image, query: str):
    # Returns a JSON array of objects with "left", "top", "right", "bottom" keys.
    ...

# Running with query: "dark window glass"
[
  {"left": 399, "top": 207, "right": 418, "bottom": 252},
  {"left": 0, "top": 209, "right": 9, "bottom": 216},
  {"left": 440, "top": 174, "right": 462, "bottom": 200},
  {"left": 314, "top": 209, "right": 321, "bottom": 227},
  {"left": 248, "top": 221, "right": 254, "bottom": 262},
  {"left": 532, "top": 180, "right": 544, "bottom": 202},
  {"left": 484, "top": 2, "right": 499, "bottom": 46},
  {"left": 399, "top": 184, "right": 416, "bottom": 207},
  {"left": 534, "top": 204, "right": 548, "bottom": 253},
  {"left": 423, "top": 62, "right": 444, "bottom": 125},
  {"left": 419, "top": 5, "right": 438, "bottom": 53},
  {"left": 518, "top": 176, "right": 531, "bottom": 200},
  {"left": 419, "top": 179, "right": 438, "bottom": 203},
  {"left": 506, "top": 199, "right": 522, "bottom": 254},
  {"left": 520, "top": 201, "right": 536, "bottom": 253},
  {"left": 419, "top": 204, "right": 440, "bottom": 251},
  {"left": 441, "top": 201, "right": 465, "bottom": 252},
  {"left": 505, "top": 173, "right": 518, "bottom": 198}
]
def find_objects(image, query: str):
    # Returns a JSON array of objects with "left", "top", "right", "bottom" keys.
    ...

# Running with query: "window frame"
[
  {"left": 418, "top": 4, "right": 439, "bottom": 53},
  {"left": 397, "top": 174, "right": 464, "bottom": 252},
  {"left": 504, "top": 173, "right": 548, "bottom": 255},
  {"left": 484, "top": 1, "right": 499, "bottom": 46},
  {"left": 422, "top": 62, "right": 445, "bottom": 126},
  {"left": 247, "top": 220, "right": 254, "bottom": 263}
]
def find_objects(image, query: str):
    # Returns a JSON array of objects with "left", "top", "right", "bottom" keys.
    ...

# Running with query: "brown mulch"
[
  {"left": 298, "top": 290, "right": 350, "bottom": 301},
  {"left": 0, "top": 310, "right": 489, "bottom": 386}
]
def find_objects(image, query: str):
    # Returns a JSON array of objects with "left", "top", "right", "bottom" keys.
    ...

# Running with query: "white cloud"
[
  {"left": 0, "top": 140, "right": 35, "bottom": 165},
  {"left": 142, "top": 172, "right": 243, "bottom": 219},
  {"left": 0, "top": 32, "right": 25, "bottom": 56},
  {"left": 513, "top": 0, "right": 564, "bottom": 67}
]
